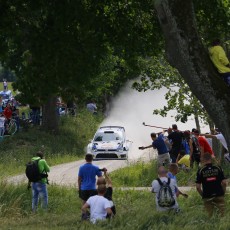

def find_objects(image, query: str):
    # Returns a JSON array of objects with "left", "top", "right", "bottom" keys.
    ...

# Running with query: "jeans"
[
  {"left": 220, "top": 73, "right": 230, "bottom": 86},
  {"left": 32, "top": 182, "right": 48, "bottom": 212}
]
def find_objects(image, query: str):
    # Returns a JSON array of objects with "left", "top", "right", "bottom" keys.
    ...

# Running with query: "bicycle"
[{"left": 7, "top": 118, "right": 17, "bottom": 135}]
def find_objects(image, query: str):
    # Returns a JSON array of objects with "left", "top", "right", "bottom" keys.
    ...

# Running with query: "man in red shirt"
[
  {"left": 3, "top": 103, "right": 12, "bottom": 120},
  {"left": 193, "top": 130, "right": 214, "bottom": 157}
]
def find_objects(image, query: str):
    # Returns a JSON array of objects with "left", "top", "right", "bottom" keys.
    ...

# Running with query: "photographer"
[
  {"left": 78, "top": 154, "right": 102, "bottom": 219},
  {"left": 97, "top": 168, "right": 116, "bottom": 216},
  {"left": 31, "top": 151, "right": 50, "bottom": 212}
]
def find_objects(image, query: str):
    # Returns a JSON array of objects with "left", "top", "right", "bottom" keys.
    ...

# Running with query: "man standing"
[
  {"left": 139, "top": 132, "right": 171, "bottom": 166},
  {"left": 168, "top": 124, "right": 183, "bottom": 163},
  {"left": 31, "top": 151, "right": 50, "bottom": 212},
  {"left": 151, "top": 166, "right": 179, "bottom": 212},
  {"left": 194, "top": 130, "right": 214, "bottom": 157},
  {"left": 78, "top": 154, "right": 102, "bottom": 205},
  {"left": 82, "top": 184, "right": 112, "bottom": 224},
  {"left": 196, "top": 153, "right": 227, "bottom": 217}
]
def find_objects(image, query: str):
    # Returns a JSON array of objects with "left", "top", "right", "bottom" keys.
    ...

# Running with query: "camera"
[{"left": 99, "top": 168, "right": 107, "bottom": 172}]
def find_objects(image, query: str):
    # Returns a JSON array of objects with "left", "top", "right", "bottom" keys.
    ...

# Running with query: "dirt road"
[{"left": 7, "top": 148, "right": 155, "bottom": 186}]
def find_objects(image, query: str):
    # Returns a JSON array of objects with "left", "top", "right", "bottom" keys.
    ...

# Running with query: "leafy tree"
[
  {"left": 154, "top": 0, "right": 230, "bottom": 149},
  {"left": 133, "top": 56, "right": 213, "bottom": 131}
]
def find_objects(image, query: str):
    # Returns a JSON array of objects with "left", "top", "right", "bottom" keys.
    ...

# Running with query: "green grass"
[
  {"left": 0, "top": 110, "right": 103, "bottom": 177},
  {"left": 110, "top": 160, "right": 230, "bottom": 187},
  {"left": 0, "top": 183, "right": 230, "bottom": 229}
]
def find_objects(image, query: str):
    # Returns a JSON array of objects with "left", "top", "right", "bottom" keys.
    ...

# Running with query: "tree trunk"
[
  {"left": 42, "top": 95, "right": 59, "bottom": 133},
  {"left": 194, "top": 114, "right": 200, "bottom": 132},
  {"left": 154, "top": 0, "right": 230, "bottom": 151}
]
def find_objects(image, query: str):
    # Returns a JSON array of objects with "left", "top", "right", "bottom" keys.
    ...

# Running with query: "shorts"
[
  {"left": 158, "top": 152, "right": 171, "bottom": 166},
  {"left": 79, "top": 189, "right": 97, "bottom": 201}
]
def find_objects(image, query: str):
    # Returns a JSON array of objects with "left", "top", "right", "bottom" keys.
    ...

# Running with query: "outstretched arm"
[{"left": 104, "top": 171, "right": 112, "bottom": 187}]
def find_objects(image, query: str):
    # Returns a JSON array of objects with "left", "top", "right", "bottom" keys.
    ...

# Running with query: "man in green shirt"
[{"left": 31, "top": 151, "right": 50, "bottom": 212}]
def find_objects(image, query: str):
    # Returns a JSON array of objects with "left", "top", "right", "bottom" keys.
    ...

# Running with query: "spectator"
[
  {"left": 78, "top": 154, "right": 103, "bottom": 219},
  {"left": 167, "top": 163, "right": 188, "bottom": 198},
  {"left": 3, "top": 79, "right": 7, "bottom": 91},
  {"left": 31, "top": 151, "right": 50, "bottom": 212},
  {"left": 97, "top": 169, "right": 116, "bottom": 216},
  {"left": 139, "top": 132, "right": 171, "bottom": 167},
  {"left": 151, "top": 166, "right": 179, "bottom": 212},
  {"left": 3, "top": 102, "right": 12, "bottom": 120},
  {"left": 193, "top": 130, "right": 215, "bottom": 158},
  {"left": 190, "top": 129, "right": 201, "bottom": 167},
  {"left": 168, "top": 124, "right": 183, "bottom": 163},
  {"left": 200, "top": 132, "right": 230, "bottom": 162},
  {"left": 209, "top": 39, "right": 230, "bottom": 86},
  {"left": 86, "top": 101, "right": 97, "bottom": 114},
  {"left": 176, "top": 150, "right": 190, "bottom": 170},
  {"left": 0, "top": 96, "right": 3, "bottom": 114},
  {"left": 0, "top": 113, "right": 5, "bottom": 137},
  {"left": 196, "top": 153, "right": 227, "bottom": 217},
  {"left": 29, "top": 105, "right": 40, "bottom": 125},
  {"left": 81, "top": 184, "right": 113, "bottom": 224}
]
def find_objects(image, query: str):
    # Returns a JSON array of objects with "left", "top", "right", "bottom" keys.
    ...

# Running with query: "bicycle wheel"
[{"left": 8, "top": 119, "right": 17, "bottom": 135}]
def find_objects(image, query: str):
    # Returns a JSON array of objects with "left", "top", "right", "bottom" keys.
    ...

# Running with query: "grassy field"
[
  {"left": 0, "top": 110, "right": 103, "bottom": 178},
  {"left": 1, "top": 99, "right": 230, "bottom": 229},
  {"left": 110, "top": 158, "right": 230, "bottom": 187},
  {"left": 0, "top": 182, "right": 230, "bottom": 230}
]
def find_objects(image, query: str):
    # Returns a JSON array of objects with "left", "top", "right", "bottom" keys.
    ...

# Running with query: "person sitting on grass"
[
  {"left": 97, "top": 169, "right": 116, "bottom": 216},
  {"left": 81, "top": 184, "right": 113, "bottom": 224},
  {"left": 167, "top": 163, "right": 188, "bottom": 198}
]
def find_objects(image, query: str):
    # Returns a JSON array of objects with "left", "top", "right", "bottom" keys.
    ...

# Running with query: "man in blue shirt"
[
  {"left": 139, "top": 132, "right": 171, "bottom": 166},
  {"left": 78, "top": 154, "right": 102, "bottom": 204}
]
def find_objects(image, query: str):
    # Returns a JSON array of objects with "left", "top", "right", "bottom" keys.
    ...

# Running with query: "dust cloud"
[{"left": 101, "top": 80, "right": 209, "bottom": 161}]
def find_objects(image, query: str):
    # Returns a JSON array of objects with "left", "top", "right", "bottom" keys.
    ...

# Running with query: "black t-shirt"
[
  {"left": 196, "top": 163, "right": 226, "bottom": 198},
  {"left": 168, "top": 131, "right": 183, "bottom": 151}
]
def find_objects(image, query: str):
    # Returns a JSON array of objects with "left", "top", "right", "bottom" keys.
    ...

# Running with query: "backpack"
[
  {"left": 25, "top": 159, "right": 42, "bottom": 182},
  {"left": 157, "top": 178, "right": 175, "bottom": 207},
  {"left": 192, "top": 136, "right": 200, "bottom": 154}
]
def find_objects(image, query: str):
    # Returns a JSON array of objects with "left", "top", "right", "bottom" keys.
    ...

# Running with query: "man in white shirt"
[
  {"left": 151, "top": 166, "right": 179, "bottom": 212},
  {"left": 201, "top": 132, "right": 229, "bottom": 162},
  {"left": 82, "top": 184, "right": 112, "bottom": 224}
]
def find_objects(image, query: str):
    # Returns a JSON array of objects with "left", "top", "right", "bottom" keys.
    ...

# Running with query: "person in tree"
[{"left": 209, "top": 39, "right": 230, "bottom": 86}]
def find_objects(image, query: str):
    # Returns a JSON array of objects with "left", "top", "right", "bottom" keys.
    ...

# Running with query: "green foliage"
[
  {"left": 132, "top": 56, "right": 211, "bottom": 126},
  {"left": 0, "top": 110, "right": 103, "bottom": 177}
]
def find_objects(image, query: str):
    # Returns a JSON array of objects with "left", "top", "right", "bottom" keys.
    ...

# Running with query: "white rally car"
[{"left": 86, "top": 126, "right": 131, "bottom": 159}]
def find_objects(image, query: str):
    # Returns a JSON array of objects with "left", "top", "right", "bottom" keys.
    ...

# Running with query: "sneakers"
[{"left": 224, "top": 153, "right": 230, "bottom": 163}]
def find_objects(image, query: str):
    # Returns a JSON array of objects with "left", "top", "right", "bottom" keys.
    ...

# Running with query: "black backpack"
[
  {"left": 25, "top": 159, "right": 42, "bottom": 182},
  {"left": 157, "top": 178, "right": 175, "bottom": 207}
]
